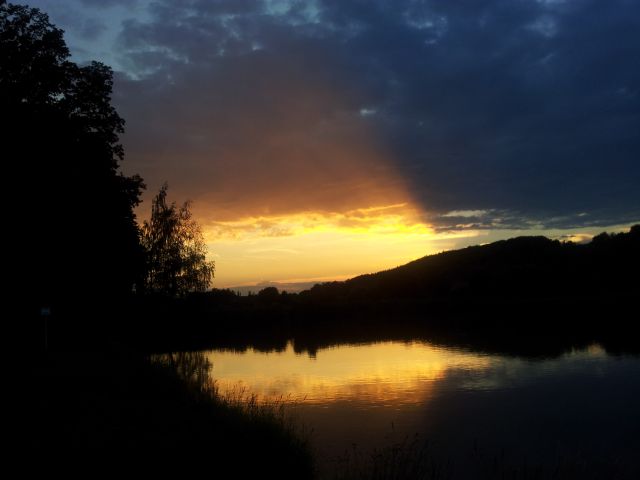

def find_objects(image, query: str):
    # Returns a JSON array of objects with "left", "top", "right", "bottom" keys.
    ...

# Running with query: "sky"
[{"left": 24, "top": 0, "right": 640, "bottom": 289}]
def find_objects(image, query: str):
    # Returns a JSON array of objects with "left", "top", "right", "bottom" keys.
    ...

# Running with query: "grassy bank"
[{"left": 26, "top": 345, "right": 315, "bottom": 477}]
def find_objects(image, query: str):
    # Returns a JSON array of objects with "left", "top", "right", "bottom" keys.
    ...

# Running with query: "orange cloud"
[
  {"left": 127, "top": 48, "right": 440, "bottom": 287},
  {"left": 202, "top": 203, "right": 431, "bottom": 241},
  {"left": 128, "top": 47, "right": 419, "bottom": 224}
]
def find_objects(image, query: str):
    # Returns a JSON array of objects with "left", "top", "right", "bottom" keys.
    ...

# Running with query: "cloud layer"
[{"left": 28, "top": 0, "right": 640, "bottom": 230}]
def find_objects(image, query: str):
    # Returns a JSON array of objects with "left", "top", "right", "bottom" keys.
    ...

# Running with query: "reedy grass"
[
  {"left": 150, "top": 351, "right": 305, "bottom": 428},
  {"left": 149, "top": 351, "right": 316, "bottom": 477},
  {"left": 332, "top": 434, "right": 451, "bottom": 480}
]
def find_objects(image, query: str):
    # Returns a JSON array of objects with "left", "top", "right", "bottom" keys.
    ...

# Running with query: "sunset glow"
[
  {"left": 202, "top": 203, "right": 485, "bottom": 288},
  {"left": 200, "top": 211, "right": 637, "bottom": 287}
]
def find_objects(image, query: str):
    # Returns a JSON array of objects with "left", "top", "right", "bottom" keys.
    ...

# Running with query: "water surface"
[{"left": 205, "top": 340, "right": 640, "bottom": 477}]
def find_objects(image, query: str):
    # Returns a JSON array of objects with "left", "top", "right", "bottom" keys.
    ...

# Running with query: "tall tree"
[
  {"left": 2, "top": 2, "right": 144, "bottom": 309},
  {"left": 141, "top": 184, "right": 215, "bottom": 297}
]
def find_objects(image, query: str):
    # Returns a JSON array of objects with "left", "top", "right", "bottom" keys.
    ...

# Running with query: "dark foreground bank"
[{"left": 25, "top": 346, "right": 314, "bottom": 478}]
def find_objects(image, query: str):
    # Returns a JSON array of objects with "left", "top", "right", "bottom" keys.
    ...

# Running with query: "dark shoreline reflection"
[{"left": 166, "top": 319, "right": 627, "bottom": 360}]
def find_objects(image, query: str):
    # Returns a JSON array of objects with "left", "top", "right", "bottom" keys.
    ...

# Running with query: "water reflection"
[
  {"left": 204, "top": 339, "right": 640, "bottom": 477},
  {"left": 207, "top": 341, "right": 492, "bottom": 405},
  {"left": 151, "top": 351, "right": 214, "bottom": 393}
]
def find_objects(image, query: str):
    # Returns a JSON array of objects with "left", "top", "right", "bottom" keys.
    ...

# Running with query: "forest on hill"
[
  {"left": 303, "top": 225, "right": 640, "bottom": 305},
  {"left": 105, "top": 225, "right": 640, "bottom": 355}
]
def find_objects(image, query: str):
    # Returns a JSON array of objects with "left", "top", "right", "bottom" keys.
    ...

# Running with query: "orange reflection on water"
[{"left": 206, "top": 341, "right": 492, "bottom": 406}]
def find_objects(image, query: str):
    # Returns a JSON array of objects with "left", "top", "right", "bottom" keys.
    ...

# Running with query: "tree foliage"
[
  {"left": 142, "top": 184, "right": 215, "bottom": 297},
  {"left": 2, "top": 2, "right": 144, "bottom": 305}
]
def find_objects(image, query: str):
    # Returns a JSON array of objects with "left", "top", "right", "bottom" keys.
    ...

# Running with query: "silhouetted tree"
[
  {"left": 257, "top": 286, "right": 280, "bottom": 306},
  {"left": 2, "top": 2, "right": 144, "bottom": 311},
  {"left": 141, "top": 184, "right": 215, "bottom": 297}
]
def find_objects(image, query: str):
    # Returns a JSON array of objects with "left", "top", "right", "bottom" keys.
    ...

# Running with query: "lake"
[{"left": 203, "top": 339, "right": 640, "bottom": 478}]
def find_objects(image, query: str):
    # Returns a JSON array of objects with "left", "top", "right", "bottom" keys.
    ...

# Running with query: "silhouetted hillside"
[{"left": 301, "top": 225, "right": 640, "bottom": 306}]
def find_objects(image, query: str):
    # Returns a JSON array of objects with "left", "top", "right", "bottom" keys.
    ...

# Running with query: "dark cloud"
[
  {"left": 76, "top": 15, "right": 106, "bottom": 40},
  {"left": 112, "top": 0, "right": 640, "bottom": 228},
  {"left": 26, "top": 1, "right": 109, "bottom": 41},
  {"left": 78, "top": 0, "right": 136, "bottom": 7}
]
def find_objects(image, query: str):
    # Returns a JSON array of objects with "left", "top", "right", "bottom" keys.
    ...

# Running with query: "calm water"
[{"left": 204, "top": 340, "right": 640, "bottom": 477}]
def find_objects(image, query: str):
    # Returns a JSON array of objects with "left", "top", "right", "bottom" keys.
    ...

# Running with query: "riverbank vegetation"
[{"left": 28, "top": 346, "right": 314, "bottom": 477}]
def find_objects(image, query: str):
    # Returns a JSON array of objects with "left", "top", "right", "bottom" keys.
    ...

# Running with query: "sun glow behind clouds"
[
  {"left": 114, "top": 4, "right": 495, "bottom": 289},
  {"left": 205, "top": 204, "right": 431, "bottom": 240},
  {"left": 203, "top": 203, "right": 483, "bottom": 288}
]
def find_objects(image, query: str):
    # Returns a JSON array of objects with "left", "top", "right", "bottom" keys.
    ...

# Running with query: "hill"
[{"left": 300, "top": 225, "right": 640, "bottom": 308}]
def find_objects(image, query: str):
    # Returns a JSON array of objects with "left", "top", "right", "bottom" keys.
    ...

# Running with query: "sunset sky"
[{"left": 27, "top": 0, "right": 640, "bottom": 289}]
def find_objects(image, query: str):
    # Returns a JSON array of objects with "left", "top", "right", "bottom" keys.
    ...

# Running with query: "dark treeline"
[
  {"left": 5, "top": 2, "right": 214, "bottom": 354},
  {"left": 5, "top": 3, "right": 144, "bottom": 332},
  {"left": 305, "top": 227, "right": 640, "bottom": 305},
  {"left": 34, "top": 223, "right": 640, "bottom": 359},
  {"left": 91, "top": 225, "right": 640, "bottom": 358}
]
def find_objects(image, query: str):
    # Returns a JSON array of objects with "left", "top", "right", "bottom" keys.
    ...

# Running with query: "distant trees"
[
  {"left": 2, "top": 2, "right": 144, "bottom": 306},
  {"left": 141, "top": 184, "right": 215, "bottom": 297},
  {"left": 258, "top": 287, "right": 280, "bottom": 299}
]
